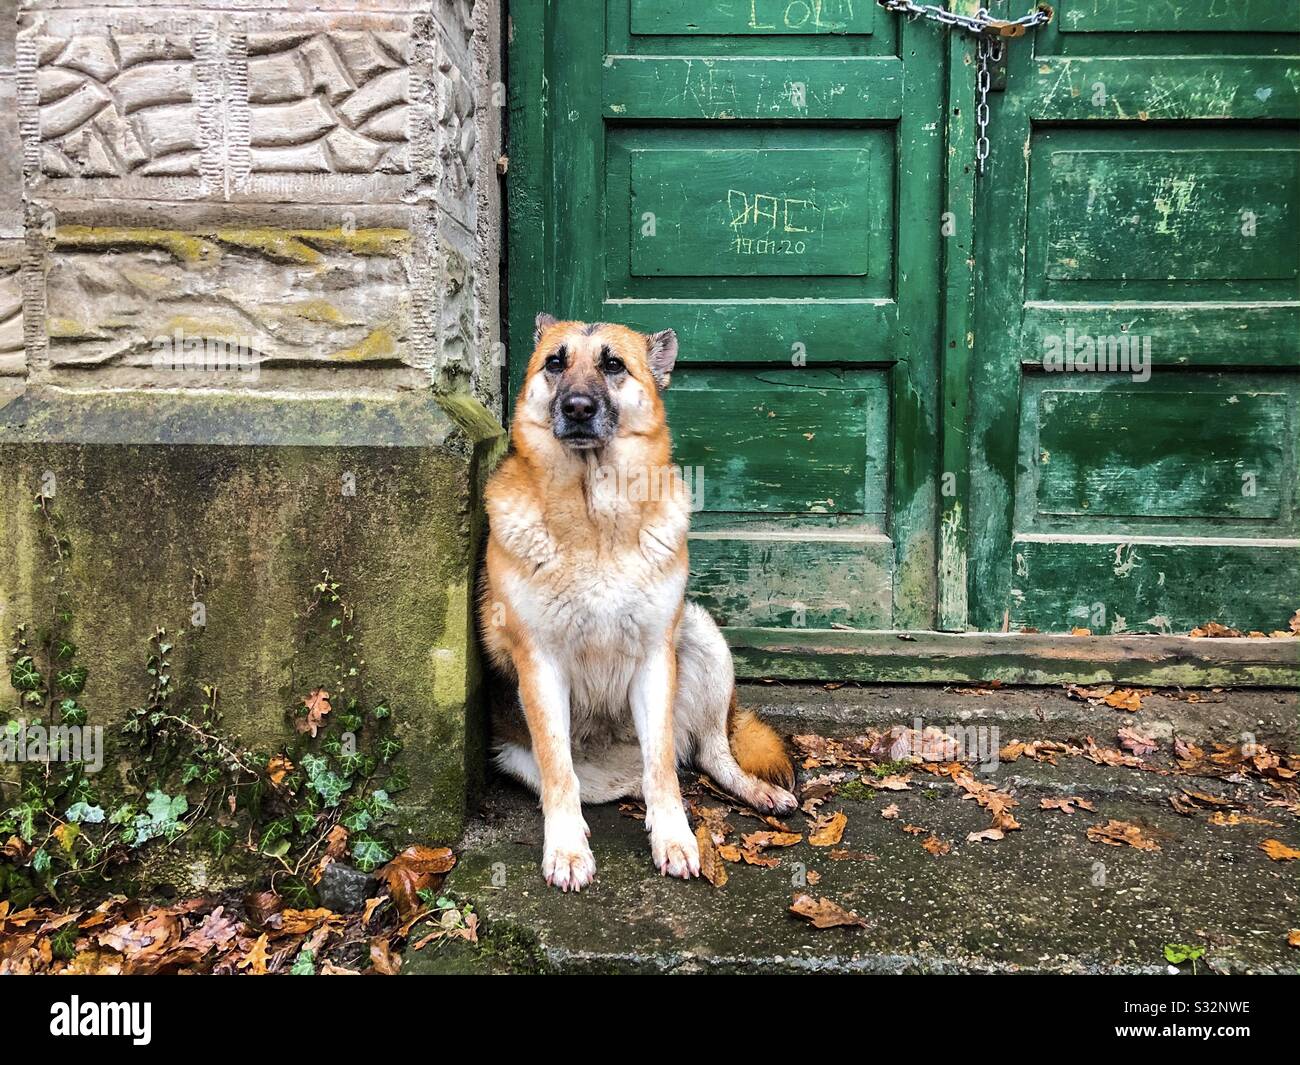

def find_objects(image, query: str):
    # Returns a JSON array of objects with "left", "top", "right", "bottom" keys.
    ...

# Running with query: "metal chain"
[
  {"left": 975, "top": 33, "right": 1003, "bottom": 174},
  {"left": 878, "top": 0, "right": 1052, "bottom": 38},
  {"left": 879, "top": 2, "right": 1052, "bottom": 175}
]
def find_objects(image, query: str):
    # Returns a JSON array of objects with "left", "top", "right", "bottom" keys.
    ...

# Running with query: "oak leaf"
[
  {"left": 808, "top": 811, "right": 848, "bottom": 848},
  {"left": 1087, "top": 819, "right": 1161, "bottom": 852},
  {"left": 296, "top": 688, "right": 332, "bottom": 737},
  {"left": 376, "top": 846, "right": 457, "bottom": 919},
  {"left": 695, "top": 823, "right": 728, "bottom": 888},
  {"left": 789, "top": 893, "right": 867, "bottom": 930}
]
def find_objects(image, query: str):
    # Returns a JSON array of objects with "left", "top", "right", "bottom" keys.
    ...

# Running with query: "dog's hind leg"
[{"left": 674, "top": 603, "right": 798, "bottom": 815}]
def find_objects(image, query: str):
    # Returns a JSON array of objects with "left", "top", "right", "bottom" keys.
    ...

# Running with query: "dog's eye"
[
  {"left": 601, "top": 352, "right": 625, "bottom": 375},
  {"left": 545, "top": 348, "right": 566, "bottom": 372}
]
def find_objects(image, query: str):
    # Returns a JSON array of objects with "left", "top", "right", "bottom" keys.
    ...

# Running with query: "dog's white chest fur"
[{"left": 494, "top": 487, "right": 689, "bottom": 718}]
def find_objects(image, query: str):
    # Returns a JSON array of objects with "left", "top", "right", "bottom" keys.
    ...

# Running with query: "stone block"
[{"left": 0, "top": 388, "right": 504, "bottom": 890}]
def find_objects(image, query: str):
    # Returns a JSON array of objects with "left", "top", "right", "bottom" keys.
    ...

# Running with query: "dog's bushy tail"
[{"left": 728, "top": 693, "right": 795, "bottom": 790}]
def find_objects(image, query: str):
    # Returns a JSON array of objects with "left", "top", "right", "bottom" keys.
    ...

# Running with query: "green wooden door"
[
  {"left": 509, "top": 0, "right": 945, "bottom": 633},
  {"left": 969, "top": 2, "right": 1300, "bottom": 637}
]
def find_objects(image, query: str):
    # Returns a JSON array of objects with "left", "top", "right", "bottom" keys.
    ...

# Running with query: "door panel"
[
  {"left": 511, "top": 0, "right": 944, "bottom": 632},
  {"left": 971, "top": 5, "right": 1300, "bottom": 636}
]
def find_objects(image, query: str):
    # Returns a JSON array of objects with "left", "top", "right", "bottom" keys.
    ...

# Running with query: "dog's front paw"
[
  {"left": 647, "top": 806, "right": 700, "bottom": 879},
  {"left": 543, "top": 816, "right": 596, "bottom": 892}
]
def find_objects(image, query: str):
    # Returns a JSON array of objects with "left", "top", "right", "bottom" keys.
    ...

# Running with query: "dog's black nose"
[{"left": 561, "top": 393, "right": 597, "bottom": 421}]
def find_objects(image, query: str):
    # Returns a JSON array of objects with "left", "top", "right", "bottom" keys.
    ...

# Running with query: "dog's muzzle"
[{"left": 552, "top": 390, "right": 616, "bottom": 448}]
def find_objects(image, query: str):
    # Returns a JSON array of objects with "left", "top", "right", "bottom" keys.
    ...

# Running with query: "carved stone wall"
[{"left": 3, "top": 0, "right": 502, "bottom": 410}]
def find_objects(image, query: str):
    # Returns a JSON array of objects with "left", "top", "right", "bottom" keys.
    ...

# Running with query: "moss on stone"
[
  {"left": 330, "top": 327, "right": 398, "bottom": 362},
  {"left": 54, "top": 226, "right": 217, "bottom": 266},
  {"left": 0, "top": 390, "right": 502, "bottom": 893}
]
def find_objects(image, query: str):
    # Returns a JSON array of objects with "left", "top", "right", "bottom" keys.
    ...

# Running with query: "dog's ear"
[
  {"left": 647, "top": 329, "right": 678, "bottom": 389},
  {"left": 534, "top": 312, "right": 558, "bottom": 344}
]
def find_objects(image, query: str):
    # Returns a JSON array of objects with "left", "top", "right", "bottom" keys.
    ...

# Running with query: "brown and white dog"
[{"left": 478, "top": 314, "right": 798, "bottom": 891}]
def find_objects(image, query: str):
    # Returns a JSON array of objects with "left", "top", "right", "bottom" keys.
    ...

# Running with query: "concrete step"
[{"left": 404, "top": 684, "right": 1299, "bottom": 975}]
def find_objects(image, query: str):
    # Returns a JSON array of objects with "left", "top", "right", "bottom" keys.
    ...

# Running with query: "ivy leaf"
[
  {"left": 279, "top": 878, "right": 316, "bottom": 909},
  {"left": 64, "top": 802, "right": 105, "bottom": 825},
  {"left": 208, "top": 826, "right": 234, "bottom": 859},
  {"left": 368, "top": 790, "right": 396, "bottom": 818},
  {"left": 54, "top": 639, "right": 77, "bottom": 662},
  {"left": 289, "top": 948, "right": 316, "bottom": 975},
  {"left": 351, "top": 837, "right": 393, "bottom": 873},
  {"left": 55, "top": 665, "right": 88, "bottom": 695},
  {"left": 49, "top": 924, "right": 78, "bottom": 960},
  {"left": 9, "top": 656, "right": 42, "bottom": 692},
  {"left": 301, "top": 755, "right": 347, "bottom": 808},
  {"left": 1164, "top": 943, "right": 1206, "bottom": 965},
  {"left": 57, "top": 698, "right": 86, "bottom": 726},
  {"left": 377, "top": 737, "right": 403, "bottom": 764},
  {"left": 341, "top": 805, "right": 372, "bottom": 833},
  {"left": 146, "top": 790, "right": 187, "bottom": 824},
  {"left": 258, "top": 818, "right": 292, "bottom": 854},
  {"left": 31, "top": 848, "right": 51, "bottom": 875}
]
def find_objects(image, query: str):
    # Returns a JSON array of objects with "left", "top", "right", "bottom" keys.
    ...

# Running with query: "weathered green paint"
[
  {"left": 629, "top": 148, "right": 876, "bottom": 277},
  {"left": 969, "top": 10, "right": 1300, "bottom": 647},
  {"left": 1057, "top": 0, "right": 1300, "bottom": 35},
  {"left": 630, "top": 0, "right": 876, "bottom": 36},
  {"left": 668, "top": 368, "right": 888, "bottom": 516},
  {"left": 1033, "top": 387, "right": 1290, "bottom": 520}
]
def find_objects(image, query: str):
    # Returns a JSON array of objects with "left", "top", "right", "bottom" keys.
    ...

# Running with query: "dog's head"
[{"left": 517, "top": 314, "right": 678, "bottom": 452}]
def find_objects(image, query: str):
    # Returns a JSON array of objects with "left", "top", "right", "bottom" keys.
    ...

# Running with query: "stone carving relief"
[
  {"left": 246, "top": 31, "right": 410, "bottom": 176},
  {"left": 33, "top": 33, "right": 202, "bottom": 179}
]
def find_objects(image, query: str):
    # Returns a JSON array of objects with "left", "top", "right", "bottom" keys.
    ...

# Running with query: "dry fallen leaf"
[
  {"left": 873, "top": 774, "right": 912, "bottom": 791},
  {"left": 967, "top": 828, "right": 1005, "bottom": 843},
  {"left": 742, "top": 830, "right": 802, "bottom": 850},
  {"left": 1104, "top": 689, "right": 1143, "bottom": 713},
  {"left": 1087, "top": 819, "right": 1162, "bottom": 852},
  {"left": 808, "top": 811, "right": 848, "bottom": 848},
  {"left": 880, "top": 804, "right": 900, "bottom": 820},
  {"left": 324, "top": 824, "right": 349, "bottom": 862},
  {"left": 369, "top": 937, "right": 401, "bottom": 975},
  {"left": 921, "top": 835, "right": 951, "bottom": 856},
  {"left": 375, "top": 846, "right": 456, "bottom": 919},
  {"left": 1118, "top": 726, "right": 1157, "bottom": 756},
  {"left": 1208, "top": 811, "right": 1280, "bottom": 827},
  {"left": 1070, "top": 627, "right": 1092, "bottom": 636},
  {"left": 1288, "top": 930, "right": 1300, "bottom": 948},
  {"left": 695, "top": 823, "right": 728, "bottom": 888},
  {"left": 277, "top": 908, "right": 345, "bottom": 936},
  {"left": 1260, "top": 839, "right": 1300, "bottom": 862},
  {"left": 1189, "top": 622, "right": 1243, "bottom": 638},
  {"left": 789, "top": 894, "right": 868, "bottom": 930},
  {"left": 1040, "top": 796, "right": 1096, "bottom": 815},
  {"left": 238, "top": 933, "right": 270, "bottom": 975},
  {"left": 267, "top": 754, "right": 294, "bottom": 786},
  {"left": 296, "top": 688, "right": 332, "bottom": 737}
]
